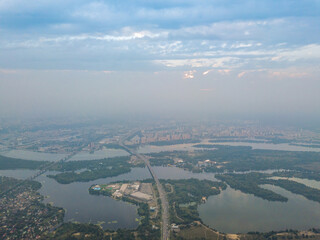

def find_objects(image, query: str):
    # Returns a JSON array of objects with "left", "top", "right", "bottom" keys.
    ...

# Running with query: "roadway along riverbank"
[{"left": 120, "top": 143, "right": 170, "bottom": 240}]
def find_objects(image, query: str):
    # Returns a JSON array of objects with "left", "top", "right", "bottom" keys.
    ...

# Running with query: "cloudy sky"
[{"left": 0, "top": 0, "right": 320, "bottom": 124}]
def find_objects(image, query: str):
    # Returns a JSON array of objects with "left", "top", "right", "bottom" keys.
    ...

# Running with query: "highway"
[{"left": 120, "top": 143, "right": 170, "bottom": 240}]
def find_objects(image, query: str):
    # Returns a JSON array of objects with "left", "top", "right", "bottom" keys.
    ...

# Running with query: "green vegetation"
[
  {"left": 162, "top": 179, "right": 226, "bottom": 224},
  {"left": 49, "top": 156, "right": 131, "bottom": 171},
  {"left": 149, "top": 156, "right": 174, "bottom": 166},
  {"left": 173, "top": 225, "right": 320, "bottom": 240},
  {"left": 216, "top": 172, "right": 320, "bottom": 203},
  {"left": 215, "top": 173, "right": 288, "bottom": 202},
  {"left": 48, "top": 166, "right": 131, "bottom": 184},
  {"left": 289, "top": 143, "right": 320, "bottom": 148},
  {"left": 47, "top": 156, "right": 133, "bottom": 184},
  {"left": 44, "top": 222, "right": 113, "bottom": 240},
  {"left": 273, "top": 170, "right": 320, "bottom": 181},
  {"left": 266, "top": 178, "right": 320, "bottom": 203},
  {"left": 0, "top": 177, "right": 64, "bottom": 240},
  {"left": 0, "top": 176, "right": 41, "bottom": 194},
  {"left": 0, "top": 154, "right": 48, "bottom": 170},
  {"left": 88, "top": 180, "right": 159, "bottom": 240},
  {"left": 149, "top": 145, "right": 320, "bottom": 173},
  {"left": 171, "top": 223, "right": 221, "bottom": 240}
]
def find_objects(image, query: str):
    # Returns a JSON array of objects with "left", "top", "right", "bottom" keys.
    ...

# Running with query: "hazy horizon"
[{"left": 1, "top": 0, "right": 319, "bottom": 127}]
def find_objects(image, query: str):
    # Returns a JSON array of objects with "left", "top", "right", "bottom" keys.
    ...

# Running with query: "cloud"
[
  {"left": 203, "top": 69, "right": 231, "bottom": 75},
  {"left": 38, "top": 30, "right": 166, "bottom": 43},
  {"left": 156, "top": 57, "right": 241, "bottom": 68},
  {"left": 270, "top": 71, "right": 308, "bottom": 78},
  {"left": 237, "top": 68, "right": 310, "bottom": 79},
  {"left": 102, "top": 71, "right": 113, "bottom": 74},
  {"left": 230, "top": 43, "right": 253, "bottom": 48},
  {"left": 183, "top": 70, "right": 196, "bottom": 79},
  {"left": 272, "top": 44, "right": 320, "bottom": 62},
  {"left": 237, "top": 69, "right": 266, "bottom": 78},
  {"left": 218, "top": 69, "right": 231, "bottom": 74},
  {"left": 0, "top": 1, "right": 319, "bottom": 72},
  {"left": 238, "top": 71, "right": 247, "bottom": 78},
  {"left": 202, "top": 70, "right": 212, "bottom": 75}
]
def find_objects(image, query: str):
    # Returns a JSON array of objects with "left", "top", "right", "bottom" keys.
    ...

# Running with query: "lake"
[
  {"left": 1, "top": 163, "right": 320, "bottom": 232},
  {"left": 198, "top": 182, "right": 320, "bottom": 233}
]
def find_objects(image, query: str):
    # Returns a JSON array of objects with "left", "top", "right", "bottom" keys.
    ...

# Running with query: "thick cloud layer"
[{"left": 0, "top": 0, "right": 319, "bottom": 123}]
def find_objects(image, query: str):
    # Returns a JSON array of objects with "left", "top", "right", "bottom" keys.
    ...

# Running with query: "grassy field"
[{"left": 173, "top": 224, "right": 221, "bottom": 240}]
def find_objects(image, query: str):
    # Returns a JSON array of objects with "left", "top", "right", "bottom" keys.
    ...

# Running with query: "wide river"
[
  {"left": 1, "top": 141, "right": 320, "bottom": 232},
  {"left": 1, "top": 140, "right": 319, "bottom": 162}
]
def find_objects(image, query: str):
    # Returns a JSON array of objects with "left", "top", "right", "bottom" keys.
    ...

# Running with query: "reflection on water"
[
  {"left": 36, "top": 167, "right": 154, "bottom": 229},
  {"left": 1, "top": 149, "right": 66, "bottom": 161},
  {"left": 2, "top": 141, "right": 318, "bottom": 164},
  {"left": 270, "top": 176, "right": 320, "bottom": 190},
  {"left": 153, "top": 166, "right": 217, "bottom": 181},
  {"left": 37, "top": 174, "right": 140, "bottom": 230},
  {"left": 199, "top": 184, "right": 320, "bottom": 233},
  {"left": 1, "top": 166, "right": 320, "bottom": 232},
  {"left": 70, "top": 148, "right": 129, "bottom": 161}
]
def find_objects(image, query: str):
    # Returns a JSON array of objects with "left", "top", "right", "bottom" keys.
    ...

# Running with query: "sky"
[{"left": 0, "top": 0, "right": 320, "bottom": 125}]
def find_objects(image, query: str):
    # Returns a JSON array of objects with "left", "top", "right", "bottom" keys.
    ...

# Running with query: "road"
[{"left": 120, "top": 143, "right": 170, "bottom": 240}]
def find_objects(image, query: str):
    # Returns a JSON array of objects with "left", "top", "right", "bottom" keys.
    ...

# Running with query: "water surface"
[
  {"left": 1, "top": 149, "right": 66, "bottom": 161},
  {"left": 2, "top": 165, "right": 320, "bottom": 233},
  {"left": 70, "top": 148, "right": 129, "bottom": 161},
  {"left": 198, "top": 184, "right": 320, "bottom": 233}
]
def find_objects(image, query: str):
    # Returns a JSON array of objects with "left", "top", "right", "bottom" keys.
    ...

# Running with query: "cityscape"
[{"left": 1, "top": 0, "right": 320, "bottom": 239}]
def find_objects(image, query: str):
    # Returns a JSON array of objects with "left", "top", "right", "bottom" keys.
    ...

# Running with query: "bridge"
[{"left": 119, "top": 142, "right": 170, "bottom": 240}]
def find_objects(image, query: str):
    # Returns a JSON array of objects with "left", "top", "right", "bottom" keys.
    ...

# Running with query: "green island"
[
  {"left": 86, "top": 180, "right": 160, "bottom": 240},
  {"left": 216, "top": 173, "right": 288, "bottom": 202},
  {"left": 3, "top": 144, "right": 320, "bottom": 239},
  {"left": 162, "top": 178, "right": 226, "bottom": 225},
  {"left": 0, "top": 154, "right": 49, "bottom": 170},
  {"left": 47, "top": 156, "right": 143, "bottom": 184},
  {"left": 289, "top": 143, "right": 320, "bottom": 148},
  {"left": 272, "top": 170, "right": 320, "bottom": 181},
  {"left": 147, "top": 145, "right": 320, "bottom": 173},
  {"left": 215, "top": 172, "right": 320, "bottom": 203}
]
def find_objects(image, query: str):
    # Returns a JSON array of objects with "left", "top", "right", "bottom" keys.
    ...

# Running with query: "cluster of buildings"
[
  {"left": 0, "top": 186, "right": 63, "bottom": 239},
  {"left": 197, "top": 159, "right": 225, "bottom": 169},
  {"left": 1, "top": 120, "right": 320, "bottom": 156},
  {"left": 92, "top": 182, "right": 154, "bottom": 202},
  {"left": 123, "top": 129, "right": 192, "bottom": 146}
]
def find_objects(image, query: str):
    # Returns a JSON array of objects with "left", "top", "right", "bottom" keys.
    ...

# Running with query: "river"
[{"left": 1, "top": 141, "right": 320, "bottom": 232}]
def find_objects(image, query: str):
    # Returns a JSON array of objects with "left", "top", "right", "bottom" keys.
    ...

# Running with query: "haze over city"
[
  {"left": 0, "top": 0, "right": 319, "bottom": 125},
  {"left": 2, "top": 2, "right": 320, "bottom": 240}
]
